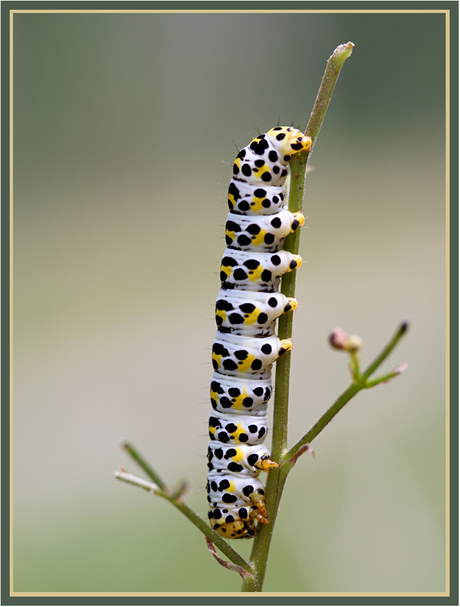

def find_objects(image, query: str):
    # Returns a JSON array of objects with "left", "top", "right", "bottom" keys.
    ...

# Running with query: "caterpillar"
[{"left": 206, "top": 127, "right": 312, "bottom": 539}]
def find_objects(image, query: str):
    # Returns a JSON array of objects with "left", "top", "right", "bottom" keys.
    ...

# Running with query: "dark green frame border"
[{"left": 1, "top": 1, "right": 458, "bottom": 605}]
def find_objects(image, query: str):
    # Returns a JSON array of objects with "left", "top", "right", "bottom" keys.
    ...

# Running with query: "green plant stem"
[
  {"left": 271, "top": 41, "right": 355, "bottom": 461},
  {"left": 241, "top": 42, "right": 354, "bottom": 593},
  {"left": 305, "top": 41, "right": 355, "bottom": 146}
]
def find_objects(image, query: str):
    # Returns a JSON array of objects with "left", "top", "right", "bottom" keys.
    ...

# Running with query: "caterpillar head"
[{"left": 266, "top": 126, "right": 312, "bottom": 158}]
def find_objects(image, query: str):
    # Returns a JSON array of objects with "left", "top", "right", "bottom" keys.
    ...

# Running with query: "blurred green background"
[{"left": 13, "top": 10, "right": 447, "bottom": 593}]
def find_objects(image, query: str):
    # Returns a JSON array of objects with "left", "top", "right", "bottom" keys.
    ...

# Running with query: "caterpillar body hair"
[{"left": 207, "top": 127, "right": 312, "bottom": 539}]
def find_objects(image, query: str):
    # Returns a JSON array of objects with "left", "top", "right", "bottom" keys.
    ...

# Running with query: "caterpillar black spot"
[{"left": 206, "top": 127, "right": 312, "bottom": 539}]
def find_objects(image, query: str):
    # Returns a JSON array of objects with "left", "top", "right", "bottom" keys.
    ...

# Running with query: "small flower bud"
[{"left": 347, "top": 335, "right": 364, "bottom": 353}]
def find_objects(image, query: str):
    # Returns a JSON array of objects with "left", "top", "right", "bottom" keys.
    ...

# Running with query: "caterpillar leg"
[
  {"left": 256, "top": 455, "right": 280, "bottom": 471},
  {"left": 252, "top": 499, "right": 269, "bottom": 524}
]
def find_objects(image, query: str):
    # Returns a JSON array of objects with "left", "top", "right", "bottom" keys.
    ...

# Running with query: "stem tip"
[
  {"left": 395, "top": 362, "right": 409, "bottom": 374},
  {"left": 400, "top": 319, "right": 410, "bottom": 334}
]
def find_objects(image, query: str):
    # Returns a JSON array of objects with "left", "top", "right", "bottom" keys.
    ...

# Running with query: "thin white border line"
[
  {"left": 10, "top": 8, "right": 450, "bottom": 13},
  {"left": 9, "top": 591, "right": 452, "bottom": 597},
  {"left": 9, "top": 7, "right": 14, "bottom": 599},
  {"left": 444, "top": 7, "right": 450, "bottom": 596}
]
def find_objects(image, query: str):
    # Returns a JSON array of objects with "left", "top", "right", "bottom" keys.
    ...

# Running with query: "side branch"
[
  {"left": 122, "top": 441, "right": 168, "bottom": 490},
  {"left": 115, "top": 443, "right": 253, "bottom": 575},
  {"left": 362, "top": 320, "right": 409, "bottom": 380},
  {"left": 284, "top": 383, "right": 361, "bottom": 463},
  {"left": 284, "top": 320, "right": 409, "bottom": 462}
]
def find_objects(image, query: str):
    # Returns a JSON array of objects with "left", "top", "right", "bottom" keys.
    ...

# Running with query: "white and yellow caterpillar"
[{"left": 206, "top": 127, "right": 312, "bottom": 539}]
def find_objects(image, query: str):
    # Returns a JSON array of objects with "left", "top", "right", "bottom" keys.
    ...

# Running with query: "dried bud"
[
  {"left": 329, "top": 327, "right": 363, "bottom": 353},
  {"left": 329, "top": 327, "right": 349, "bottom": 349}
]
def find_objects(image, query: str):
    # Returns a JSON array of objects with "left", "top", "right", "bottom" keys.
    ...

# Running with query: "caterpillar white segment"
[
  {"left": 225, "top": 208, "right": 305, "bottom": 252},
  {"left": 212, "top": 333, "right": 292, "bottom": 379},
  {"left": 207, "top": 127, "right": 311, "bottom": 539},
  {"left": 215, "top": 289, "right": 297, "bottom": 337},
  {"left": 210, "top": 375, "right": 272, "bottom": 415},
  {"left": 220, "top": 248, "right": 302, "bottom": 292}
]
